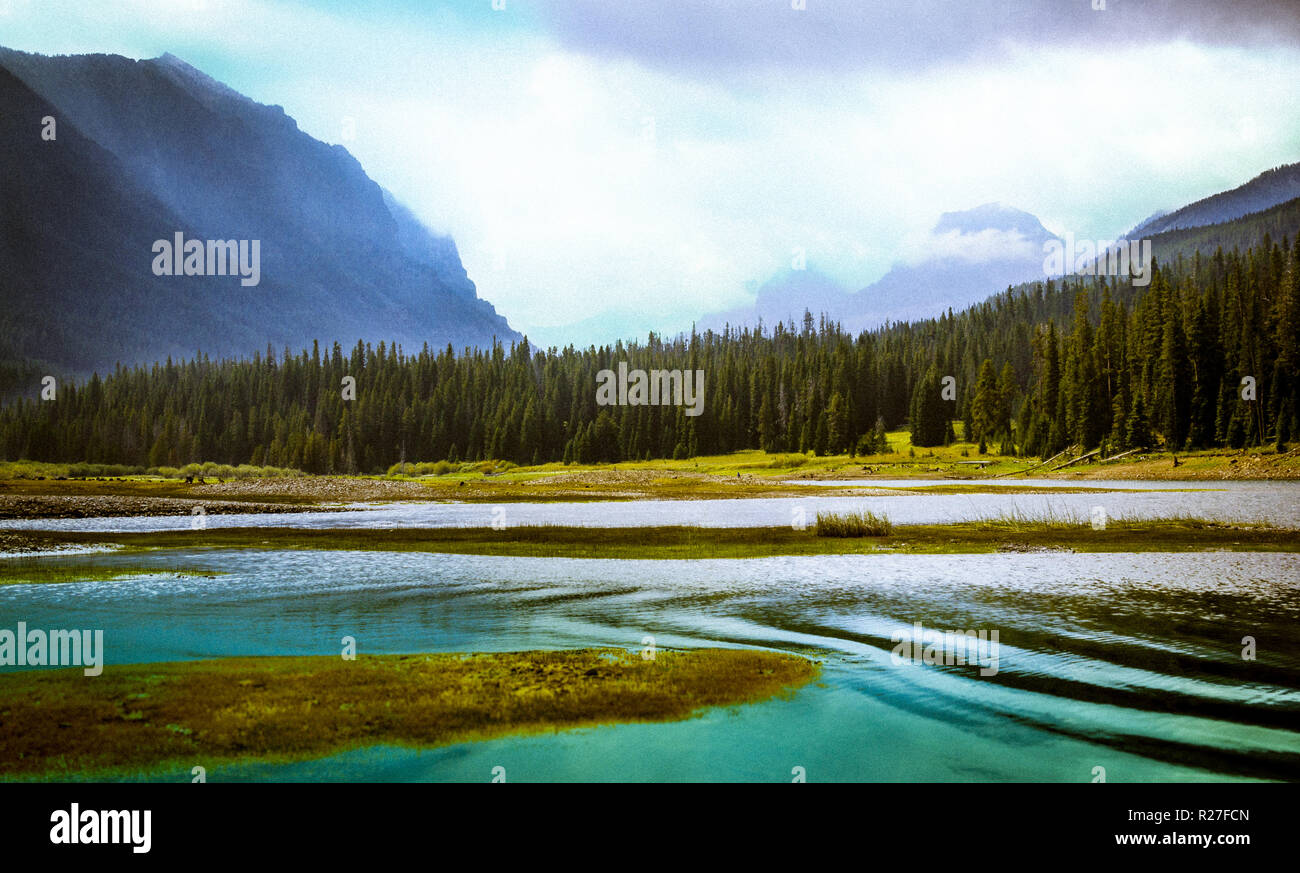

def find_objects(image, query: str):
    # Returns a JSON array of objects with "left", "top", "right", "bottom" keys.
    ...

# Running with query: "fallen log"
[
  {"left": 995, "top": 447, "right": 1072, "bottom": 477},
  {"left": 1051, "top": 448, "right": 1101, "bottom": 471},
  {"left": 1098, "top": 447, "right": 1144, "bottom": 463}
]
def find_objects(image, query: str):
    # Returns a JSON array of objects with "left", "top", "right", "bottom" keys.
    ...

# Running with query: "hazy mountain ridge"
[
  {"left": 1142, "top": 194, "right": 1300, "bottom": 265},
  {"left": 837, "top": 203, "right": 1058, "bottom": 331},
  {"left": 0, "top": 47, "right": 519, "bottom": 379},
  {"left": 701, "top": 203, "right": 1061, "bottom": 334},
  {"left": 700, "top": 268, "right": 853, "bottom": 335},
  {"left": 701, "top": 168, "right": 1300, "bottom": 338},
  {"left": 1131, "top": 162, "right": 1300, "bottom": 237}
]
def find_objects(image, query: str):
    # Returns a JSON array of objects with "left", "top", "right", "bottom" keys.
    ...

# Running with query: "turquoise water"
[{"left": 2, "top": 546, "right": 1298, "bottom": 782}]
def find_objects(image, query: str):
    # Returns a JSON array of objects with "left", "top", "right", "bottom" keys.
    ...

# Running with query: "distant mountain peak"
[
  {"left": 933, "top": 202, "right": 1050, "bottom": 238},
  {"left": 154, "top": 51, "right": 192, "bottom": 68},
  {"left": 698, "top": 202, "right": 1060, "bottom": 337}
]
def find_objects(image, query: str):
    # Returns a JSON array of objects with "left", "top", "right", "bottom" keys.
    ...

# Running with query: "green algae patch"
[{"left": 0, "top": 648, "right": 818, "bottom": 779}]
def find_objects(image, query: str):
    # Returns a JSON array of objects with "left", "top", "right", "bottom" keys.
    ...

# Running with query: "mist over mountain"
[
  {"left": 837, "top": 203, "right": 1060, "bottom": 330},
  {"left": 700, "top": 268, "right": 853, "bottom": 334},
  {"left": 702, "top": 164, "right": 1300, "bottom": 340},
  {"left": 701, "top": 203, "right": 1060, "bottom": 334},
  {"left": 0, "top": 48, "right": 518, "bottom": 379},
  {"left": 930, "top": 202, "right": 1047, "bottom": 239}
]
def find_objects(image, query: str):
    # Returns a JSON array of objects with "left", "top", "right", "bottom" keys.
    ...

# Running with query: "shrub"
[{"left": 63, "top": 462, "right": 139, "bottom": 478}]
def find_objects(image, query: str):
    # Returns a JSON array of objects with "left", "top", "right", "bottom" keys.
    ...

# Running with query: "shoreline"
[{"left": 2, "top": 455, "right": 1295, "bottom": 521}]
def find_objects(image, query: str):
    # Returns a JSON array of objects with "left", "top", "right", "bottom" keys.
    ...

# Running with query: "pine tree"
[{"left": 970, "top": 359, "right": 999, "bottom": 445}]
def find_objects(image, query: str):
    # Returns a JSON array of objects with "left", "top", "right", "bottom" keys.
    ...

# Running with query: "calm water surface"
[{"left": 5, "top": 479, "right": 1297, "bottom": 532}]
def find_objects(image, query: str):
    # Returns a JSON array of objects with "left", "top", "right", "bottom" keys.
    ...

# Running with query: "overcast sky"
[{"left": 3, "top": 0, "right": 1299, "bottom": 346}]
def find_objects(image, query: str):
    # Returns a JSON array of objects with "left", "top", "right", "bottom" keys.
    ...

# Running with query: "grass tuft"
[{"left": 814, "top": 510, "right": 893, "bottom": 537}]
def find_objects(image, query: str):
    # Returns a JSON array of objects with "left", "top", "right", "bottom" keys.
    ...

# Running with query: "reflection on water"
[
  {"left": 4, "top": 479, "right": 1298, "bottom": 532},
  {"left": 2, "top": 547, "right": 1297, "bottom": 782}
]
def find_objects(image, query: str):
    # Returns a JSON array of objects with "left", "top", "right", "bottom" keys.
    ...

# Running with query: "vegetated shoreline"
[
  {"left": 0, "top": 648, "right": 819, "bottom": 780},
  {"left": 0, "top": 444, "right": 1294, "bottom": 520},
  {"left": 3, "top": 519, "right": 1294, "bottom": 561}
]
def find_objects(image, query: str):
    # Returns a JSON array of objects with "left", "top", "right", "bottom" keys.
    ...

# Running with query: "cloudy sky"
[{"left": 3, "top": 0, "right": 1299, "bottom": 346}]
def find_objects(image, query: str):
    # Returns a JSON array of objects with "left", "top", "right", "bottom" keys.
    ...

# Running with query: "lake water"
[
  {"left": 5, "top": 479, "right": 1298, "bottom": 532},
  {"left": 2, "top": 535, "right": 1298, "bottom": 781}
]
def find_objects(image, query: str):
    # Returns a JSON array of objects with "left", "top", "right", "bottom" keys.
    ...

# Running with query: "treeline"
[{"left": 1, "top": 236, "right": 1296, "bottom": 472}]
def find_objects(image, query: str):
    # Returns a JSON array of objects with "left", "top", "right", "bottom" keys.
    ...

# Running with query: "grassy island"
[{"left": 0, "top": 648, "right": 819, "bottom": 779}]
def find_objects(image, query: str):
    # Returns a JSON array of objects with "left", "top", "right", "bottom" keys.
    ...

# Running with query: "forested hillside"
[{"left": 2, "top": 230, "right": 1296, "bottom": 472}]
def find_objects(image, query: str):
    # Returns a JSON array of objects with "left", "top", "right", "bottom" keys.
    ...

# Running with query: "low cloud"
[
  {"left": 900, "top": 228, "right": 1045, "bottom": 267},
  {"left": 538, "top": 0, "right": 1300, "bottom": 76}
]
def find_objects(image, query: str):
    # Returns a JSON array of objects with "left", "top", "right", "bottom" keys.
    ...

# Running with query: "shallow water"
[
  {"left": 2, "top": 546, "right": 1298, "bottom": 782},
  {"left": 786, "top": 478, "right": 1229, "bottom": 488},
  {"left": 5, "top": 479, "right": 1297, "bottom": 532}
]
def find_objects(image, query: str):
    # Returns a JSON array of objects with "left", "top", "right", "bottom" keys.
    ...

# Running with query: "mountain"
[
  {"left": 700, "top": 268, "right": 853, "bottom": 334},
  {"left": 1144, "top": 195, "right": 1300, "bottom": 265},
  {"left": 930, "top": 202, "right": 1047, "bottom": 239},
  {"left": 836, "top": 203, "right": 1058, "bottom": 330},
  {"left": 1124, "top": 209, "right": 1168, "bottom": 237},
  {"left": 700, "top": 203, "right": 1059, "bottom": 334},
  {"left": 1131, "top": 162, "right": 1300, "bottom": 237},
  {"left": 0, "top": 48, "right": 519, "bottom": 380},
  {"left": 704, "top": 162, "right": 1300, "bottom": 339}
]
